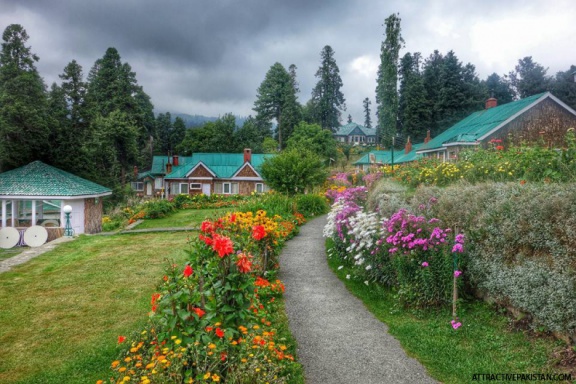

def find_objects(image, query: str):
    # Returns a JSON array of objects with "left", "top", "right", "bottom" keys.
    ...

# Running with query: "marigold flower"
[
  {"left": 118, "top": 335, "right": 126, "bottom": 344},
  {"left": 252, "top": 225, "right": 266, "bottom": 240},
  {"left": 236, "top": 253, "right": 253, "bottom": 273},
  {"left": 112, "top": 360, "right": 120, "bottom": 368},
  {"left": 212, "top": 374, "right": 220, "bottom": 382}
]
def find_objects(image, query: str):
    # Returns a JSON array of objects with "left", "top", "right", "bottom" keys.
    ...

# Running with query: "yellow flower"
[
  {"left": 208, "top": 343, "right": 216, "bottom": 349},
  {"left": 171, "top": 336, "right": 177, "bottom": 340},
  {"left": 203, "top": 372, "right": 211, "bottom": 380},
  {"left": 175, "top": 339, "right": 182, "bottom": 345},
  {"left": 211, "top": 374, "right": 220, "bottom": 382}
]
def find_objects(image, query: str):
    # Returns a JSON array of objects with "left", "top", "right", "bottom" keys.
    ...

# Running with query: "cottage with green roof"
[
  {"left": 139, "top": 149, "right": 274, "bottom": 198},
  {"left": 333, "top": 122, "right": 377, "bottom": 145},
  {"left": 0, "top": 161, "right": 112, "bottom": 234},
  {"left": 416, "top": 92, "right": 576, "bottom": 160},
  {"left": 355, "top": 139, "right": 423, "bottom": 170}
]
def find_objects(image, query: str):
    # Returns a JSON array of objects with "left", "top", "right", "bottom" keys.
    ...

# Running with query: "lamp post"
[{"left": 63, "top": 205, "right": 73, "bottom": 237}]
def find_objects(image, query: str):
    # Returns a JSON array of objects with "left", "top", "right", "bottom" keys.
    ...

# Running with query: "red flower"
[
  {"left": 229, "top": 213, "right": 236, "bottom": 223},
  {"left": 252, "top": 225, "right": 266, "bottom": 241},
  {"left": 255, "top": 276, "right": 270, "bottom": 287},
  {"left": 151, "top": 293, "right": 161, "bottom": 306},
  {"left": 183, "top": 265, "right": 193, "bottom": 277},
  {"left": 118, "top": 335, "right": 126, "bottom": 344},
  {"left": 200, "top": 221, "right": 213, "bottom": 233},
  {"left": 192, "top": 307, "right": 205, "bottom": 318},
  {"left": 221, "top": 352, "right": 227, "bottom": 361},
  {"left": 236, "top": 253, "right": 253, "bottom": 274},
  {"left": 496, "top": 145, "right": 504, "bottom": 151},
  {"left": 205, "top": 326, "right": 213, "bottom": 332},
  {"left": 212, "top": 234, "right": 234, "bottom": 258},
  {"left": 215, "top": 327, "right": 225, "bottom": 338},
  {"left": 199, "top": 234, "right": 213, "bottom": 246},
  {"left": 163, "top": 275, "right": 168, "bottom": 282}
]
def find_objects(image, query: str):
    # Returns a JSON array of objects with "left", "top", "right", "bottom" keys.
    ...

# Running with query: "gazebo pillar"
[
  {"left": 1, "top": 200, "right": 5, "bottom": 228},
  {"left": 11, "top": 200, "right": 16, "bottom": 227},
  {"left": 31, "top": 199, "right": 37, "bottom": 226}
]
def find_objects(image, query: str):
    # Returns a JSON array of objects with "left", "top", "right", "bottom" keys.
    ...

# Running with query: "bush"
[
  {"left": 294, "top": 194, "right": 330, "bottom": 217},
  {"left": 142, "top": 199, "right": 175, "bottom": 219}
]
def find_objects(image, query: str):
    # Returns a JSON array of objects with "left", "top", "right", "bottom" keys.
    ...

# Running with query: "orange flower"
[
  {"left": 118, "top": 335, "right": 126, "bottom": 344},
  {"left": 192, "top": 307, "right": 205, "bottom": 318},
  {"left": 236, "top": 253, "right": 252, "bottom": 273},
  {"left": 183, "top": 265, "right": 193, "bottom": 278},
  {"left": 255, "top": 276, "right": 270, "bottom": 287}
]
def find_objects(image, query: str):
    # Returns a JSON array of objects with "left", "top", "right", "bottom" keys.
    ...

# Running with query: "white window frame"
[
  {"left": 222, "top": 182, "right": 239, "bottom": 195},
  {"left": 190, "top": 183, "right": 202, "bottom": 190},
  {"left": 179, "top": 183, "right": 189, "bottom": 194},
  {"left": 131, "top": 182, "right": 144, "bottom": 191}
]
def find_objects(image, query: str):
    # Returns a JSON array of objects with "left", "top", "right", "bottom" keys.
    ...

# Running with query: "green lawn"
[
  {"left": 326, "top": 242, "right": 570, "bottom": 384},
  {"left": 134, "top": 208, "right": 231, "bottom": 229},
  {"left": 0, "top": 231, "right": 191, "bottom": 384},
  {"left": 0, "top": 247, "right": 25, "bottom": 261}
]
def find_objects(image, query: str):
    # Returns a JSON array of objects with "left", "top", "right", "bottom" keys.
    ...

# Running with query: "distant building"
[
  {"left": 333, "top": 122, "right": 377, "bottom": 145},
  {"left": 354, "top": 138, "right": 422, "bottom": 171},
  {"left": 136, "top": 149, "right": 273, "bottom": 198}
]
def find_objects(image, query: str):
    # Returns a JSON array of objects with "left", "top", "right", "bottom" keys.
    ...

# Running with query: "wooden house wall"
[
  {"left": 84, "top": 197, "right": 103, "bottom": 234},
  {"left": 483, "top": 99, "right": 576, "bottom": 148}
]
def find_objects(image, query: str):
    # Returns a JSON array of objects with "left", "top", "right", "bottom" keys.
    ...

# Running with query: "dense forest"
[{"left": 0, "top": 19, "right": 574, "bottom": 196}]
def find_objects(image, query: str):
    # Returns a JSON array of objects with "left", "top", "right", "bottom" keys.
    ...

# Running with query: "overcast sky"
[{"left": 1, "top": 0, "right": 575, "bottom": 123}]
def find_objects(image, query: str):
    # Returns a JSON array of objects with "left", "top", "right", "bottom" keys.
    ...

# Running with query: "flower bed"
[{"left": 100, "top": 209, "right": 306, "bottom": 383}]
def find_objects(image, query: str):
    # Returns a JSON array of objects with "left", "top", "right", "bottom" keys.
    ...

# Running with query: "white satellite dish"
[
  {"left": 0, "top": 227, "right": 20, "bottom": 249},
  {"left": 23, "top": 226, "right": 48, "bottom": 247}
]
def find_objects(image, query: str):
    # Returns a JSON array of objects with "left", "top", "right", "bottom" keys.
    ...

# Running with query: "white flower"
[
  {"left": 338, "top": 265, "right": 344, "bottom": 270},
  {"left": 364, "top": 280, "right": 369, "bottom": 286},
  {"left": 346, "top": 274, "right": 351, "bottom": 279},
  {"left": 365, "top": 265, "right": 372, "bottom": 271}
]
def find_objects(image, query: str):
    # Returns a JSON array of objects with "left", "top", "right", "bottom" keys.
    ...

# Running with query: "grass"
[
  {"left": 0, "top": 247, "right": 25, "bottom": 261},
  {"left": 326, "top": 240, "right": 570, "bottom": 384},
  {"left": 134, "top": 208, "right": 231, "bottom": 229},
  {"left": 0, "top": 231, "right": 191, "bottom": 384}
]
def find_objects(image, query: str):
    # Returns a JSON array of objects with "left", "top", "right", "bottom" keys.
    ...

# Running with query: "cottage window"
[
  {"left": 131, "top": 182, "right": 144, "bottom": 191},
  {"left": 190, "top": 183, "right": 202, "bottom": 190},
  {"left": 179, "top": 183, "right": 189, "bottom": 194},
  {"left": 154, "top": 178, "right": 163, "bottom": 189},
  {"left": 255, "top": 183, "right": 270, "bottom": 193}
]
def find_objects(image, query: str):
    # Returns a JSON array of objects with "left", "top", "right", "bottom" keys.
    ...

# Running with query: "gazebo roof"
[{"left": 0, "top": 161, "right": 112, "bottom": 199}]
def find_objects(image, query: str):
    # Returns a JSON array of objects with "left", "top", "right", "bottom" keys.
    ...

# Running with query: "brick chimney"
[
  {"left": 133, "top": 165, "right": 138, "bottom": 177},
  {"left": 173, "top": 155, "right": 179, "bottom": 166},
  {"left": 424, "top": 130, "right": 431, "bottom": 144},
  {"left": 165, "top": 160, "right": 172, "bottom": 175},
  {"left": 405, "top": 137, "right": 412, "bottom": 154},
  {"left": 485, "top": 97, "right": 498, "bottom": 109},
  {"left": 243, "top": 148, "right": 252, "bottom": 163}
]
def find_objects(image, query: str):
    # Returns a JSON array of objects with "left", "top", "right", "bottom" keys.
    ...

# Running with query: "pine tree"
[
  {"left": 0, "top": 24, "right": 50, "bottom": 171},
  {"left": 509, "top": 57, "right": 551, "bottom": 99},
  {"left": 551, "top": 65, "right": 576, "bottom": 111},
  {"left": 483, "top": 73, "right": 514, "bottom": 105},
  {"left": 171, "top": 117, "right": 186, "bottom": 153},
  {"left": 398, "top": 52, "right": 430, "bottom": 142},
  {"left": 347, "top": 114, "right": 352, "bottom": 124},
  {"left": 156, "top": 112, "right": 173, "bottom": 154},
  {"left": 376, "top": 13, "right": 404, "bottom": 147},
  {"left": 253, "top": 62, "right": 301, "bottom": 149},
  {"left": 363, "top": 97, "right": 372, "bottom": 128},
  {"left": 310, "top": 45, "right": 346, "bottom": 132},
  {"left": 422, "top": 50, "right": 444, "bottom": 134}
]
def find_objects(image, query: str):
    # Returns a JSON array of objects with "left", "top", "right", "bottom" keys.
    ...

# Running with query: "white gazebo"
[{"left": 0, "top": 161, "right": 112, "bottom": 235}]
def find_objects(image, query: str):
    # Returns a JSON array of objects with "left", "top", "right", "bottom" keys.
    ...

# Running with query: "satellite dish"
[
  {"left": 0, "top": 227, "right": 20, "bottom": 249},
  {"left": 23, "top": 226, "right": 48, "bottom": 247}
]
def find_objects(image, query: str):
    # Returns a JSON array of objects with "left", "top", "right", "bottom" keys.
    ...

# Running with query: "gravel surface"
[{"left": 279, "top": 215, "right": 436, "bottom": 384}]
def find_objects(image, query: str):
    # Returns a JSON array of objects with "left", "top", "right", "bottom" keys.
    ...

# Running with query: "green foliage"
[
  {"left": 177, "top": 113, "right": 240, "bottom": 154},
  {"left": 0, "top": 24, "right": 50, "bottom": 172},
  {"left": 483, "top": 72, "right": 514, "bottom": 105},
  {"left": 552, "top": 64, "right": 576, "bottom": 111},
  {"left": 253, "top": 62, "right": 301, "bottom": 148},
  {"left": 294, "top": 194, "right": 329, "bottom": 217},
  {"left": 509, "top": 56, "right": 551, "bottom": 99},
  {"left": 398, "top": 52, "right": 430, "bottom": 142},
  {"left": 260, "top": 148, "right": 328, "bottom": 195},
  {"left": 286, "top": 122, "right": 338, "bottom": 163},
  {"left": 409, "top": 182, "right": 576, "bottom": 339},
  {"left": 309, "top": 45, "right": 346, "bottom": 132},
  {"left": 140, "top": 199, "right": 175, "bottom": 219},
  {"left": 363, "top": 97, "right": 372, "bottom": 128},
  {"left": 376, "top": 13, "right": 404, "bottom": 146}
]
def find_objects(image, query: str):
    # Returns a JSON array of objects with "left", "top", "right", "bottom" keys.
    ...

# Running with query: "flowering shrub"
[
  {"left": 102, "top": 208, "right": 304, "bottom": 383},
  {"left": 324, "top": 188, "right": 465, "bottom": 310}
]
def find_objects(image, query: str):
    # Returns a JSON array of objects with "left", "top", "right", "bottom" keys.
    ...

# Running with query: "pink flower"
[
  {"left": 451, "top": 320, "right": 462, "bottom": 330},
  {"left": 454, "top": 270, "right": 462, "bottom": 278},
  {"left": 452, "top": 243, "right": 464, "bottom": 253},
  {"left": 421, "top": 261, "right": 429, "bottom": 267}
]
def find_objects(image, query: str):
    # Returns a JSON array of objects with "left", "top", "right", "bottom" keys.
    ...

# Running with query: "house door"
[
  {"left": 202, "top": 184, "right": 211, "bottom": 196},
  {"left": 146, "top": 182, "right": 152, "bottom": 196}
]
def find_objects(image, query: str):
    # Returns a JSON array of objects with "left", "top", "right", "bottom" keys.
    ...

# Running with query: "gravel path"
[{"left": 279, "top": 215, "right": 436, "bottom": 384}]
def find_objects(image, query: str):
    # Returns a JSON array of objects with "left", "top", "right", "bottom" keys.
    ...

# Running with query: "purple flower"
[
  {"left": 451, "top": 320, "right": 462, "bottom": 329},
  {"left": 454, "top": 270, "right": 462, "bottom": 278},
  {"left": 421, "top": 261, "right": 429, "bottom": 267},
  {"left": 452, "top": 243, "right": 464, "bottom": 253},
  {"left": 455, "top": 233, "right": 465, "bottom": 244}
]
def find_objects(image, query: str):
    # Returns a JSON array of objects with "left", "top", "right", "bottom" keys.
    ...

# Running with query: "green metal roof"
[
  {"left": 334, "top": 122, "right": 377, "bottom": 137},
  {"left": 0, "top": 161, "right": 112, "bottom": 197},
  {"left": 149, "top": 156, "right": 194, "bottom": 175},
  {"left": 418, "top": 92, "right": 548, "bottom": 152},
  {"left": 163, "top": 153, "right": 274, "bottom": 179},
  {"left": 355, "top": 143, "right": 423, "bottom": 166}
]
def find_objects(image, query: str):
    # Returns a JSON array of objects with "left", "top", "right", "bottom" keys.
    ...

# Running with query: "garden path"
[{"left": 279, "top": 215, "right": 436, "bottom": 384}]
